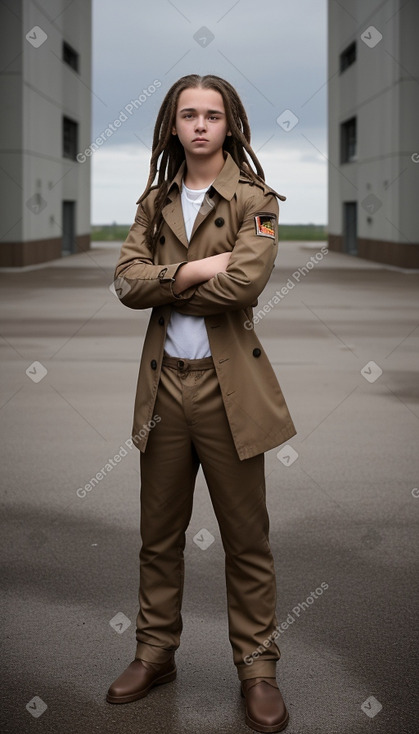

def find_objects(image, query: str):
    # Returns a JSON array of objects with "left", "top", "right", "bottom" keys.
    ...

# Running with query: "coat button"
[
  {"left": 215, "top": 217, "right": 224, "bottom": 227},
  {"left": 150, "top": 359, "right": 157, "bottom": 370},
  {"left": 252, "top": 348, "right": 261, "bottom": 358},
  {"left": 158, "top": 316, "right": 164, "bottom": 325},
  {"left": 159, "top": 235, "right": 165, "bottom": 244}
]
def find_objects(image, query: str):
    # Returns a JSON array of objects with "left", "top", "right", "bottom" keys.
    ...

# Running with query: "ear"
[
  {"left": 226, "top": 130, "right": 232, "bottom": 136},
  {"left": 172, "top": 126, "right": 177, "bottom": 135}
]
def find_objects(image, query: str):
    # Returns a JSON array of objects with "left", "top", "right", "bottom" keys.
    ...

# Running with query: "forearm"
[
  {"left": 115, "top": 251, "right": 230, "bottom": 309},
  {"left": 174, "top": 191, "right": 280, "bottom": 315},
  {"left": 173, "top": 252, "right": 231, "bottom": 295},
  {"left": 114, "top": 260, "right": 191, "bottom": 310},
  {"left": 173, "top": 247, "right": 277, "bottom": 317},
  {"left": 113, "top": 197, "right": 195, "bottom": 310}
]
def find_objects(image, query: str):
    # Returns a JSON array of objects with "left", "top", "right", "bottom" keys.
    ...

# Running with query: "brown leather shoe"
[
  {"left": 106, "top": 657, "right": 176, "bottom": 704},
  {"left": 241, "top": 677, "right": 289, "bottom": 732}
]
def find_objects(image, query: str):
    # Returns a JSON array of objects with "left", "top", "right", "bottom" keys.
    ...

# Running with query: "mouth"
[{"left": 192, "top": 138, "right": 209, "bottom": 142}]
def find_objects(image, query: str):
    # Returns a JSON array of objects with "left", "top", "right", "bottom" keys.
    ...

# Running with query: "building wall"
[
  {"left": 0, "top": 1, "right": 24, "bottom": 249},
  {"left": 0, "top": 0, "right": 91, "bottom": 266},
  {"left": 328, "top": 0, "right": 419, "bottom": 267}
]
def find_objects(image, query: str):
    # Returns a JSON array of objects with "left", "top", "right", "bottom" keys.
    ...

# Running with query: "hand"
[
  {"left": 200, "top": 251, "right": 231, "bottom": 278},
  {"left": 173, "top": 251, "right": 232, "bottom": 295}
]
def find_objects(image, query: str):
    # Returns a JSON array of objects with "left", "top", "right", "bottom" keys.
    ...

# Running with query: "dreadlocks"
[{"left": 138, "top": 74, "right": 267, "bottom": 254}]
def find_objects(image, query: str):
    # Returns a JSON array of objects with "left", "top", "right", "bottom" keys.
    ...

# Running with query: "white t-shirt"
[{"left": 164, "top": 181, "right": 213, "bottom": 359}]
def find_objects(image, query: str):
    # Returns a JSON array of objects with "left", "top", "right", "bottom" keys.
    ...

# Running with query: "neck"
[{"left": 183, "top": 149, "right": 225, "bottom": 189}]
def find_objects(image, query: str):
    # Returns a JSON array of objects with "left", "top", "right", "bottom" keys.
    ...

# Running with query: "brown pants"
[{"left": 136, "top": 354, "right": 281, "bottom": 681}]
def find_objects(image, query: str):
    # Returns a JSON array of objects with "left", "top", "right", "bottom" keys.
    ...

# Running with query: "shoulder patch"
[{"left": 254, "top": 214, "right": 276, "bottom": 238}]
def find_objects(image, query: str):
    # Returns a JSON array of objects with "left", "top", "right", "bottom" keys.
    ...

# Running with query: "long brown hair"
[{"left": 138, "top": 74, "right": 267, "bottom": 253}]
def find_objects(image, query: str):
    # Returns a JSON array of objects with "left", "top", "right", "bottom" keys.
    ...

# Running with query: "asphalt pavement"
[{"left": 1, "top": 240, "right": 418, "bottom": 734}]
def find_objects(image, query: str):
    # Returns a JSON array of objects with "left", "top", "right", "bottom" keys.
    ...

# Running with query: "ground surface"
[{"left": 1, "top": 241, "right": 418, "bottom": 733}]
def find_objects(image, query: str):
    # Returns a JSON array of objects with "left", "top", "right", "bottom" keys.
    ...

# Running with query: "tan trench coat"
[{"left": 114, "top": 151, "right": 296, "bottom": 460}]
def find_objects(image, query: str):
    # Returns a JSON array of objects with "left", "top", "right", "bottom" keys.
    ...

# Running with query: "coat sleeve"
[
  {"left": 113, "top": 199, "right": 191, "bottom": 310},
  {"left": 173, "top": 189, "right": 279, "bottom": 317}
]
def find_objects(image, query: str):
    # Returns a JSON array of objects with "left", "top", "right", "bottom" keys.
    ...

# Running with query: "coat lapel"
[
  {"left": 162, "top": 185, "right": 219, "bottom": 248},
  {"left": 161, "top": 160, "right": 188, "bottom": 248},
  {"left": 189, "top": 189, "right": 218, "bottom": 241},
  {"left": 162, "top": 194, "right": 188, "bottom": 248},
  {"left": 161, "top": 152, "right": 240, "bottom": 248}
]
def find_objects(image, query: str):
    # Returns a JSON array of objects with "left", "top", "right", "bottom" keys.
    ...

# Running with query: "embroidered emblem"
[{"left": 254, "top": 215, "right": 276, "bottom": 238}]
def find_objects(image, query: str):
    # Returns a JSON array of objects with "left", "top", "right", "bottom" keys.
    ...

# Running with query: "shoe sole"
[
  {"left": 241, "top": 687, "right": 289, "bottom": 733},
  {"left": 106, "top": 667, "right": 177, "bottom": 704}
]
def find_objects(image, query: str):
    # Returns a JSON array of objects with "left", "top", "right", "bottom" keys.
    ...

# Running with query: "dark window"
[
  {"left": 63, "top": 116, "right": 78, "bottom": 160},
  {"left": 340, "top": 41, "right": 356, "bottom": 73},
  {"left": 63, "top": 41, "right": 79, "bottom": 72},
  {"left": 340, "top": 117, "right": 357, "bottom": 163}
]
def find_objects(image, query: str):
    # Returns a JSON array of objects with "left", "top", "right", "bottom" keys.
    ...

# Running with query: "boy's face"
[{"left": 172, "top": 87, "right": 231, "bottom": 157}]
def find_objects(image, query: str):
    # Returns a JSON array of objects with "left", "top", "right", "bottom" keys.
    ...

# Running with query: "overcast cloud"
[{"left": 91, "top": 0, "right": 327, "bottom": 224}]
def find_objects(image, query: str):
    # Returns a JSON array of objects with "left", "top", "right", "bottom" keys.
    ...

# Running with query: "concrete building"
[
  {"left": 327, "top": 0, "right": 419, "bottom": 268},
  {"left": 0, "top": 0, "right": 91, "bottom": 267}
]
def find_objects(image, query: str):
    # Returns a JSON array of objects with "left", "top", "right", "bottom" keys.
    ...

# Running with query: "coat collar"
[
  {"left": 167, "top": 151, "right": 240, "bottom": 202},
  {"left": 161, "top": 151, "right": 241, "bottom": 248}
]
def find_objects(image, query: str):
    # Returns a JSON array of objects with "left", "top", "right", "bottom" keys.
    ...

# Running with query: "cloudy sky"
[{"left": 91, "top": 0, "right": 327, "bottom": 224}]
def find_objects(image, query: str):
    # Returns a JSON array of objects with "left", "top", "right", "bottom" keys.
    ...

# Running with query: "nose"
[{"left": 195, "top": 115, "right": 207, "bottom": 132}]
